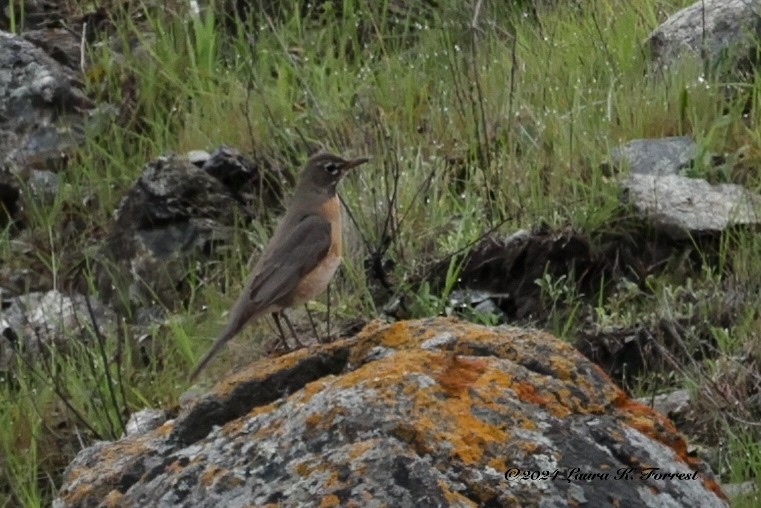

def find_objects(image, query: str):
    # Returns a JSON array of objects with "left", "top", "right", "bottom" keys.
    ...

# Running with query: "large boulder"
[{"left": 55, "top": 318, "right": 727, "bottom": 507}]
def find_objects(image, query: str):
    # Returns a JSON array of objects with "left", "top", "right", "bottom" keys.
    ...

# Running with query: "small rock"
[
  {"left": 124, "top": 409, "right": 168, "bottom": 437},
  {"left": 431, "top": 227, "right": 592, "bottom": 321},
  {"left": 186, "top": 150, "right": 211, "bottom": 167},
  {"left": 637, "top": 389, "right": 691, "bottom": 418},
  {"left": 447, "top": 288, "right": 508, "bottom": 321},
  {"left": 609, "top": 137, "right": 696, "bottom": 176},
  {"left": 623, "top": 173, "right": 761, "bottom": 239},
  {"left": 721, "top": 481, "right": 756, "bottom": 499},
  {"left": 201, "top": 145, "right": 260, "bottom": 189},
  {"left": 0, "top": 290, "right": 116, "bottom": 371}
]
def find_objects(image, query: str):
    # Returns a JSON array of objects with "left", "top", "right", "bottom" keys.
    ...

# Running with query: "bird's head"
[{"left": 297, "top": 152, "right": 369, "bottom": 195}]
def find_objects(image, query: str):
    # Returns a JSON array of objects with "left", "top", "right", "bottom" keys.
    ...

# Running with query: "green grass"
[{"left": 3, "top": 0, "right": 761, "bottom": 504}]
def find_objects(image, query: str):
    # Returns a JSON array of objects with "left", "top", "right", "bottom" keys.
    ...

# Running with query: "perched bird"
[{"left": 189, "top": 152, "right": 369, "bottom": 381}]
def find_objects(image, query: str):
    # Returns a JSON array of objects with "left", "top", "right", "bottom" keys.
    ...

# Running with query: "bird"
[{"left": 188, "top": 152, "right": 369, "bottom": 381}]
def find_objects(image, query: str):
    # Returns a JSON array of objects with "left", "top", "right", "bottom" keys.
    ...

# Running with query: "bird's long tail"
[{"left": 188, "top": 314, "right": 249, "bottom": 382}]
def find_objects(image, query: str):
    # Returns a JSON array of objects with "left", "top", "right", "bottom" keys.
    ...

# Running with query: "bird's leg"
[
  {"left": 272, "top": 312, "right": 292, "bottom": 351},
  {"left": 326, "top": 283, "right": 332, "bottom": 341},
  {"left": 281, "top": 312, "right": 305, "bottom": 348},
  {"left": 304, "top": 304, "right": 322, "bottom": 343}
]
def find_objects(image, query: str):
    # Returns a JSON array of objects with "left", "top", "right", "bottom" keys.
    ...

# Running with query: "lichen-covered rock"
[{"left": 54, "top": 318, "right": 727, "bottom": 508}]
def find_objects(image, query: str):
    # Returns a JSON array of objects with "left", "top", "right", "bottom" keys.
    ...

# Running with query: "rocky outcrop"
[{"left": 55, "top": 318, "right": 727, "bottom": 508}]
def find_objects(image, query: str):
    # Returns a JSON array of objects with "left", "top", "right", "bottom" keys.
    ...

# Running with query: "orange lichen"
[
  {"left": 545, "top": 356, "right": 575, "bottom": 380},
  {"left": 512, "top": 382, "right": 570, "bottom": 418},
  {"left": 488, "top": 456, "right": 509, "bottom": 471},
  {"left": 318, "top": 348, "right": 518, "bottom": 467},
  {"left": 351, "top": 318, "right": 387, "bottom": 341},
  {"left": 393, "top": 422, "right": 434, "bottom": 456},
  {"left": 53, "top": 434, "right": 157, "bottom": 504},
  {"left": 436, "top": 354, "right": 487, "bottom": 395},
  {"left": 300, "top": 377, "right": 331, "bottom": 399},
  {"left": 434, "top": 364, "right": 510, "bottom": 464},
  {"left": 98, "top": 436, "right": 151, "bottom": 465},
  {"left": 615, "top": 394, "right": 727, "bottom": 501},
  {"left": 347, "top": 440, "right": 373, "bottom": 460},
  {"left": 304, "top": 411, "right": 323, "bottom": 430},
  {"left": 319, "top": 494, "right": 341, "bottom": 508},
  {"left": 441, "top": 482, "right": 479, "bottom": 507},
  {"left": 323, "top": 470, "right": 344, "bottom": 490},
  {"left": 333, "top": 350, "right": 428, "bottom": 390},
  {"left": 155, "top": 421, "right": 175, "bottom": 436},
  {"left": 62, "top": 482, "right": 94, "bottom": 504},
  {"left": 294, "top": 461, "right": 314, "bottom": 476},
  {"left": 166, "top": 459, "right": 188, "bottom": 475},
  {"left": 200, "top": 465, "right": 224, "bottom": 486},
  {"left": 377, "top": 321, "right": 414, "bottom": 348},
  {"left": 102, "top": 490, "right": 123, "bottom": 508},
  {"left": 222, "top": 418, "right": 245, "bottom": 435}
]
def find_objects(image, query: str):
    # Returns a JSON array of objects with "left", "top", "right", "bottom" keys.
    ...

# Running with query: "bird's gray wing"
[
  {"left": 246, "top": 213, "right": 332, "bottom": 307},
  {"left": 188, "top": 214, "right": 332, "bottom": 381}
]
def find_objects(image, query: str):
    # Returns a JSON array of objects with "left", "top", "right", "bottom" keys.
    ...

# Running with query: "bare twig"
[
  {"left": 80, "top": 22, "right": 87, "bottom": 74},
  {"left": 470, "top": 0, "right": 484, "bottom": 33}
]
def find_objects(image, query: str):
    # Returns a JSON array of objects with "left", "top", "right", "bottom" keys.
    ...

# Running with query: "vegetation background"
[{"left": 1, "top": 0, "right": 760, "bottom": 506}]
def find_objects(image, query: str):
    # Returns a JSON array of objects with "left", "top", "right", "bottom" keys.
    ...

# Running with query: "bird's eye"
[{"left": 323, "top": 162, "right": 340, "bottom": 175}]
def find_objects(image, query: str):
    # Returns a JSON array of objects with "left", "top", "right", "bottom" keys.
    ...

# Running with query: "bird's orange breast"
[{"left": 291, "top": 196, "right": 343, "bottom": 305}]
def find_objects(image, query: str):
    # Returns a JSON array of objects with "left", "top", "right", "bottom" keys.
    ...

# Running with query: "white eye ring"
[{"left": 324, "top": 162, "right": 340, "bottom": 175}]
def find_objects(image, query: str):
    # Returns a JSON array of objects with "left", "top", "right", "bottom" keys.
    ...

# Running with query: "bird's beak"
[{"left": 342, "top": 157, "right": 370, "bottom": 171}]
